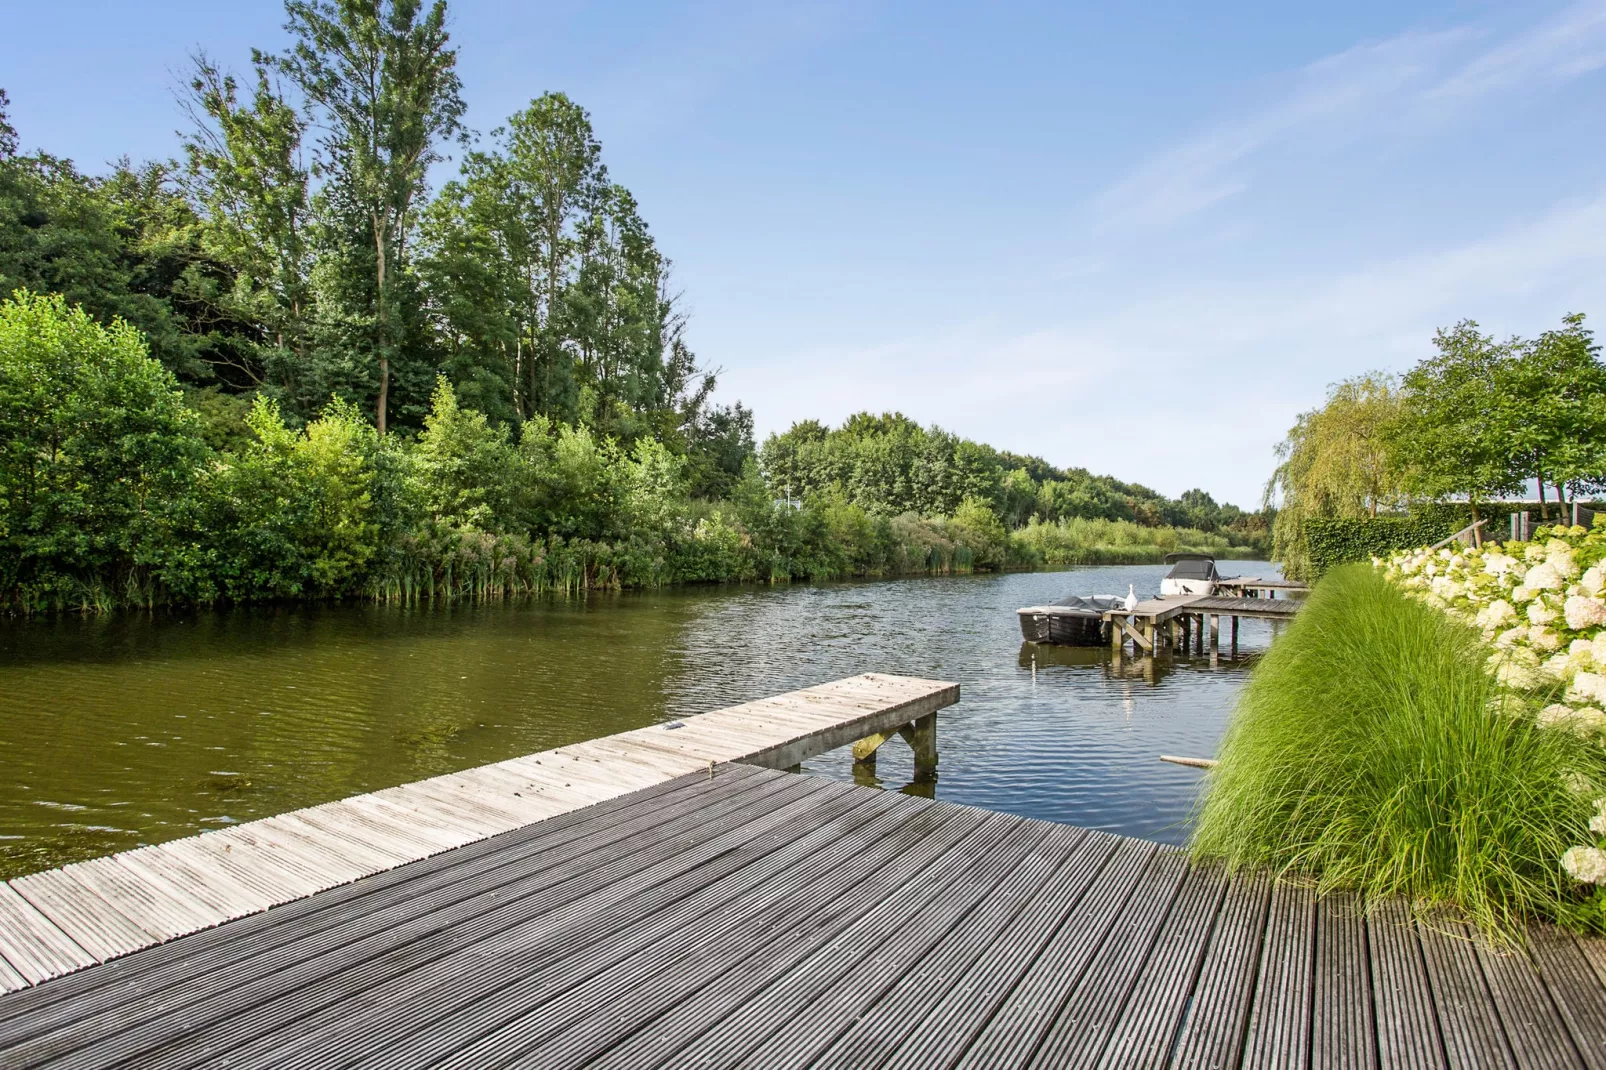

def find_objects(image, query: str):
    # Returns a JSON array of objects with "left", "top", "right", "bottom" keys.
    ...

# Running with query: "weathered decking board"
[
  {"left": 0, "top": 765, "right": 1600, "bottom": 1069},
  {"left": 0, "top": 673, "right": 957, "bottom": 990},
  {"left": 1186, "top": 595, "right": 1301, "bottom": 620}
]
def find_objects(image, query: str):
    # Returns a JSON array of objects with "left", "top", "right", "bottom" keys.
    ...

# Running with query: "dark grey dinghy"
[{"left": 1016, "top": 593, "right": 1127, "bottom": 645}]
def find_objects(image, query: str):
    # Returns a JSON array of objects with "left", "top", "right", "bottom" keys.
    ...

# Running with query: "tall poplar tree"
[
  {"left": 272, "top": 0, "right": 465, "bottom": 433},
  {"left": 180, "top": 54, "right": 312, "bottom": 392}
]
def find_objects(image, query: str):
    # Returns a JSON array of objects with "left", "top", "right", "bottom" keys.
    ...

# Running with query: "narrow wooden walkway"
[
  {"left": 0, "top": 673, "right": 956, "bottom": 991},
  {"left": 0, "top": 764, "right": 1600, "bottom": 1069}
]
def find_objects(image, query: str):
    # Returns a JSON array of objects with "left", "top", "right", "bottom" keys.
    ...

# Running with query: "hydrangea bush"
[{"left": 1378, "top": 521, "right": 1606, "bottom": 912}]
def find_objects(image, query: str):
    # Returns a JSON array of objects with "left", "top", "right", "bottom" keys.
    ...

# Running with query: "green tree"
[
  {"left": 180, "top": 53, "right": 313, "bottom": 394},
  {"left": 1392, "top": 323, "right": 1525, "bottom": 520},
  {"left": 273, "top": 0, "right": 466, "bottom": 433},
  {"left": 0, "top": 291, "right": 207, "bottom": 608},
  {"left": 1497, "top": 313, "right": 1606, "bottom": 518},
  {"left": 1268, "top": 372, "right": 1406, "bottom": 577}
]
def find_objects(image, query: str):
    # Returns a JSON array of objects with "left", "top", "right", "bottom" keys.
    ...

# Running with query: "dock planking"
[
  {"left": 0, "top": 672, "right": 957, "bottom": 990},
  {"left": 0, "top": 765, "right": 1601, "bottom": 1068}
]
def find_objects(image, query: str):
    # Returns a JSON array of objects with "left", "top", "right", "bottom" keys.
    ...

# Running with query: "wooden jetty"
[
  {"left": 0, "top": 673, "right": 953, "bottom": 989},
  {"left": 1103, "top": 590, "right": 1302, "bottom": 657},
  {"left": 1215, "top": 575, "right": 1309, "bottom": 599},
  {"left": 1, "top": 673, "right": 1603, "bottom": 1068}
]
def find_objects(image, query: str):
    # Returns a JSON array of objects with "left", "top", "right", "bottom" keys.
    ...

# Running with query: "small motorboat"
[
  {"left": 1160, "top": 553, "right": 1220, "bottom": 597},
  {"left": 1017, "top": 593, "right": 1128, "bottom": 645}
]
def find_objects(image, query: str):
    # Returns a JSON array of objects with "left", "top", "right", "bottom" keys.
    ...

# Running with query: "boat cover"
[
  {"left": 1046, "top": 594, "right": 1127, "bottom": 616},
  {"left": 1163, "top": 558, "right": 1219, "bottom": 581}
]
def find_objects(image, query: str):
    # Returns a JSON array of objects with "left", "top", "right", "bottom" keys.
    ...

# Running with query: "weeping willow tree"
[{"left": 1267, "top": 373, "right": 1404, "bottom": 579}]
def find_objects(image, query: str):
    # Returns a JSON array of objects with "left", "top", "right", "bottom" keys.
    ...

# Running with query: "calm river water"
[{"left": 0, "top": 562, "right": 1284, "bottom": 879}]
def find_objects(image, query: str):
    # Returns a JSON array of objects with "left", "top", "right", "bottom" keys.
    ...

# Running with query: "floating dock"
[{"left": 0, "top": 674, "right": 1601, "bottom": 1068}]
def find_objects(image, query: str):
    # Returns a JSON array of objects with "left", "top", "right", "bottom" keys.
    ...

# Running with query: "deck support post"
[
  {"left": 1231, "top": 615, "right": 1240, "bottom": 655},
  {"left": 851, "top": 713, "right": 938, "bottom": 779},
  {"left": 1209, "top": 614, "right": 1219, "bottom": 652},
  {"left": 1195, "top": 614, "right": 1205, "bottom": 654},
  {"left": 904, "top": 712, "right": 938, "bottom": 779}
]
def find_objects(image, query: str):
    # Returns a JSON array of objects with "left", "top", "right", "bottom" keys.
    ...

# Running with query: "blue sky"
[{"left": 5, "top": 1, "right": 1606, "bottom": 508}]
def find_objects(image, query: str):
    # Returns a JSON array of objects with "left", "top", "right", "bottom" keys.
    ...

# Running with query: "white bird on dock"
[{"left": 1124, "top": 584, "right": 1138, "bottom": 611}]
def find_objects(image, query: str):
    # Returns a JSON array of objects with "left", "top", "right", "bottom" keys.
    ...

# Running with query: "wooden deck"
[
  {"left": 0, "top": 673, "right": 956, "bottom": 991},
  {"left": 0, "top": 764, "right": 1601, "bottom": 1069}
]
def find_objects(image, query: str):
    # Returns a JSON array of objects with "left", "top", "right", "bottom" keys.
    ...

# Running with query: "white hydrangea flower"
[
  {"left": 1497, "top": 660, "right": 1540, "bottom": 690},
  {"left": 1494, "top": 625, "right": 1528, "bottom": 648},
  {"left": 1540, "top": 703, "right": 1579, "bottom": 727},
  {"left": 1541, "top": 652, "right": 1573, "bottom": 680},
  {"left": 1477, "top": 600, "right": 1516, "bottom": 629},
  {"left": 1530, "top": 626, "right": 1563, "bottom": 652},
  {"left": 1562, "top": 846, "right": 1606, "bottom": 884},
  {"left": 1565, "top": 772, "right": 1597, "bottom": 796},
  {"left": 1512, "top": 585, "right": 1537, "bottom": 604},
  {"left": 1581, "top": 564, "right": 1604, "bottom": 596},
  {"left": 1565, "top": 595, "right": 1606, "bottom": 632},
  {"left": 1485, "top": 553, "right": 1517, "bottom": 576},
  {"left": 1568, "top": 671, "right": 1606, "bottom": 706},
  {"left": 1592, "top": 633, "right": 1606, "bottom": 665},
  {"left": 1572, "top": 707, "right": 1606, "bottom": 733},
  {"left": 1527, "top": 562, "right": 1565, "bottom": 590},
  {"left": 1591, "top": 799, "right": 1606, "bottom": 836},
  {"left": 1526, "top": 543, "right": 1547, "bottom": 563},
  {"left": 1570, "top": 638, "right": 1597, "bottom": 664},
  {"left": 1547, "top": 540, "right": 1580, "bottom": 576},
  {"left": 1529, "top": 598, "right": 1558, "bottom": 625}
]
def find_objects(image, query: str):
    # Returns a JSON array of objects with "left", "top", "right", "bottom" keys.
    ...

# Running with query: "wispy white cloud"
[
  {"left": 734, "top": 192, "right": 1606, "bottom": 506},
  {"left": 1093, "top": 2, "right": 1606, "bottom": 229},
  {"left": 1429, "top": 1, "right": 1606, "bottom": 99}
]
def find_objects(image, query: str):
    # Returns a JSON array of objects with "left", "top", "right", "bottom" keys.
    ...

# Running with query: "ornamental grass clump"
[{"left": 1192, "top": 563, "right": 1606, "bottom": 938}]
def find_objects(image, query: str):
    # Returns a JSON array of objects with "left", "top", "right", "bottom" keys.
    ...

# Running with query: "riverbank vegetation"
[
  {"left": 1194, "top": 562, "right": 1606, "bottom": 937},
  {"left": 0, "top": 292, "right": 1261, "bottom": 612},
  {"left": 1268, "top": 317, "right": 1606, "bottom": 578},
  {"left": 0, "top": 1, "right": 1266, "bottom": 612}
]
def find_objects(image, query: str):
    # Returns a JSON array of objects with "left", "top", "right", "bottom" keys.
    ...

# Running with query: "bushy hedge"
[{"left": 1304, "top": 512, "right": 1467, "bottom": 577}]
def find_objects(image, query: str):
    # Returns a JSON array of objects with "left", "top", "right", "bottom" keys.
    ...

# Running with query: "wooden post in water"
[
  {"left": 1231, "top": 615, "right": 1240, "bottom": 656},
  {"left": 1209, "top": 614, "right": 1219, "bottom": 652},
  {"left": 851, "top": 713, "right": 938, "bottom": 780},
  {"left": 905, "top": 713, "right": 938, "bottom": 779}
]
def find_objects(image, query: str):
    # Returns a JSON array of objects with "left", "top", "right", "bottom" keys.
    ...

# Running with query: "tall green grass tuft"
[{"left": 1192, "top": 564, "right": 1606, "bottom": 938}]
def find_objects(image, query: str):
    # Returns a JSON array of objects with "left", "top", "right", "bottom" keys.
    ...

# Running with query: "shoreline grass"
[{"left": 1191, "top": 563, "right": 1606, "bottom": 938}]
